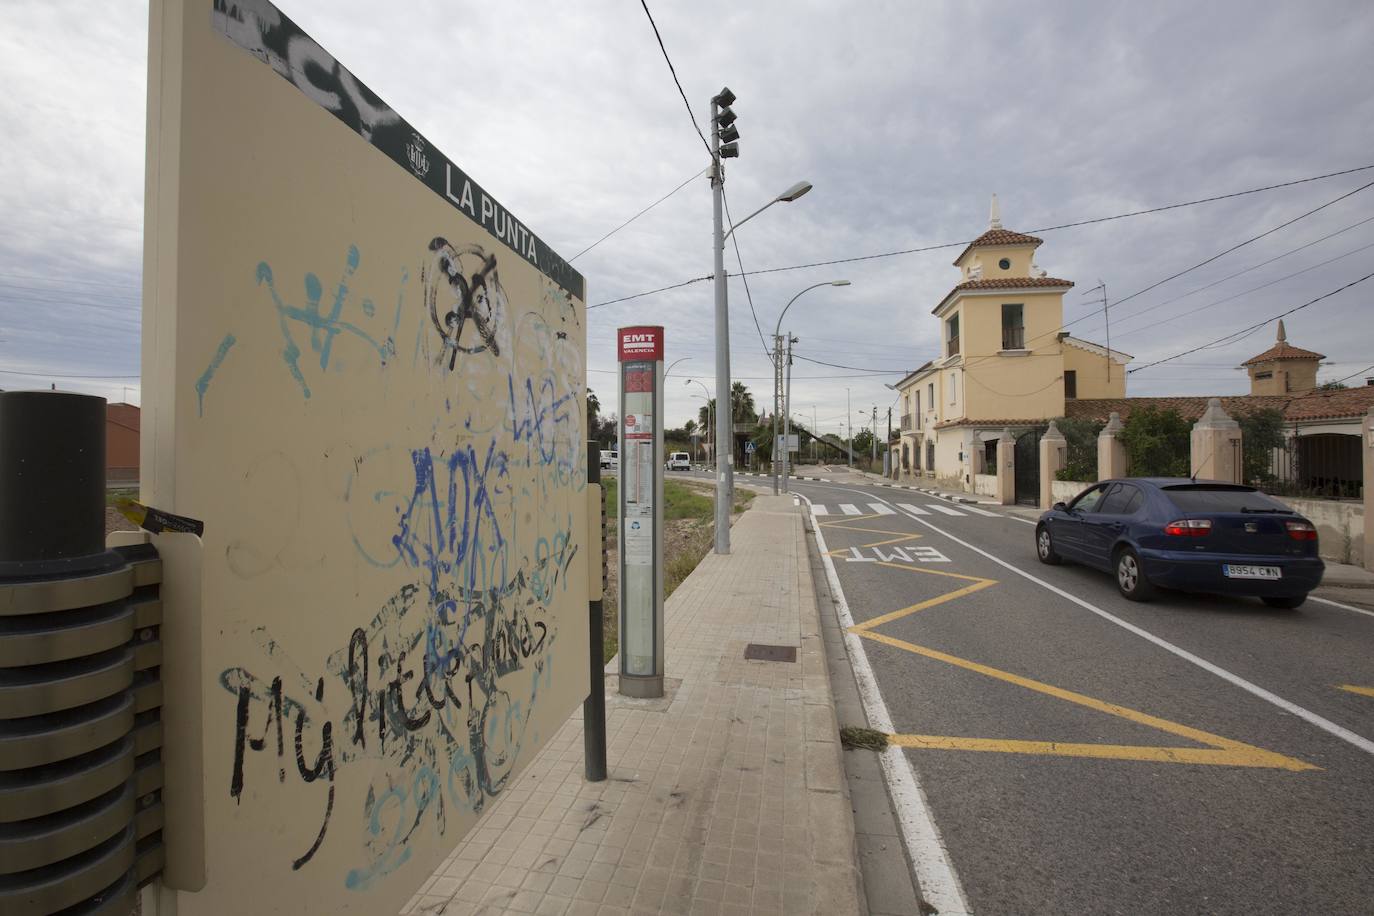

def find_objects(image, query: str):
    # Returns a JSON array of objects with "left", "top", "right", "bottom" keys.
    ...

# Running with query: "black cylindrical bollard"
[{"left": 0, "top": 391, "right": 108, "bottom": 572}]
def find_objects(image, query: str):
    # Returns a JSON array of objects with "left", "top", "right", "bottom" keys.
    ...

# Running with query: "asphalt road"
[{"left": 778, "top": 471, "right": 1374, "bottom": 915}]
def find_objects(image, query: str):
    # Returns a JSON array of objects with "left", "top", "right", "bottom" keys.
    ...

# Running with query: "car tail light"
[
  {"left": 1285, "top": 520, "right": 1318, "bottom": 541},
  {"left": 1165, "top": 519, "right": 1212, "bottom": 537}
]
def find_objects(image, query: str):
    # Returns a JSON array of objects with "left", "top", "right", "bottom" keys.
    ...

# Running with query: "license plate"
[{"left": 1223, "top": 564, "right": 1282, "bottom": 580}]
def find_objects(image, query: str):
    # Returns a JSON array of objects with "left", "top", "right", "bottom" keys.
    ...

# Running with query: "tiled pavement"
[{"left": 401, "top": 495, "right": 864, "bottom": 916}]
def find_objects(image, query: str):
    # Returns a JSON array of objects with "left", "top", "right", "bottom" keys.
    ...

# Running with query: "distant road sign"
[{"left": 745, "top": 441, "right": 756, "bottom": 452}]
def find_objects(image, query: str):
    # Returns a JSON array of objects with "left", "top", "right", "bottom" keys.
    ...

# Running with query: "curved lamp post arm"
[{"left": 773, "top": 280, "right": 852, "bottom": 340}]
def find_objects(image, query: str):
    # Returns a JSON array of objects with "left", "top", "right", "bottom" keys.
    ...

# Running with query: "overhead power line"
[
  {"left": 569, "top": 167, "right": 707, "bottom": 262},
  {"left": 637, "top": 0, "right": 712, "bottom": 158},
  {"left": 0, "top": 368, "right": 140, "bottom": 380},
  {"left": 1128, "top": 272, "right": 1374, "bottom": 374},
  {"left": 585, "top": 163, "right": 1374, "bottom": 307},
  {"left": 1324, "top": 363, "right": 1374, "bottom": 386},
  {"left": 792, "top": 354, "right": 914, "bottom": 374}
]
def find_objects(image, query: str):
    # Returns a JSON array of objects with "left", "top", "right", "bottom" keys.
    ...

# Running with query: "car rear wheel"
[
  {"left": 1036, "top": 525, "right": 1061, "bottom": 565},
  {"left": 1115, "top": 547, "right": 1155, "bottom": 602},
  {"left": 1261, "top": 594, "right": 1306, "bottom": 610}
]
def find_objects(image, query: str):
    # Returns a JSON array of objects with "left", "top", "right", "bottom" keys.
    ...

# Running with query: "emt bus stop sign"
[{"left": 617, "top": 326, "right": 665, "bottom": 698}]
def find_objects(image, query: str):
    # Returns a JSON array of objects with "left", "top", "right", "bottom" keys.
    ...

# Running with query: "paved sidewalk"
[{"left": 402, "top": 495, "right": 864, "bottom": 916}]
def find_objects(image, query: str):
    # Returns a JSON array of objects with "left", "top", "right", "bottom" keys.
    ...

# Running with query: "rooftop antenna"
[{"left": 1081, "top": 280, "right": 1111, "bottom": 385}]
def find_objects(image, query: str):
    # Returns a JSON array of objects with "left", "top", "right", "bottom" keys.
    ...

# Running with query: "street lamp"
[
  {"left": 771, "top": 281, "right": 849, "bottom": 494},
  {"left": 709, "top": 85, "right": 814, "bottom": 553},
  {"left": 686, "top": 379, "right": 712, "bottom": 465},
  {"left": 665, "top": 356, "right": 692, "bottom": 378}
]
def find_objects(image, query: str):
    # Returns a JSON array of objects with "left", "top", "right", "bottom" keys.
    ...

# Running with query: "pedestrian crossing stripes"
[{"left": 809, "top": 500, "right": 1003, "bottom": 520}]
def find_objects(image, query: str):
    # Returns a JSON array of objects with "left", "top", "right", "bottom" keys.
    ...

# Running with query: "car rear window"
[{"left": 1161, "top": 485, "right": 1291, "bottom": 514}]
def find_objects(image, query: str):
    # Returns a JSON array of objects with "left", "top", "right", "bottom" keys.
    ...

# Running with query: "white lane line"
[
  {"left": 1012, "top": 517, "right": 1037, "bottom": 526},
  {"left": 840, "top": 503, "right": 862, "bottom": 516},
  {"left": 798, "top": 493, "right": 971, "bottom": 915},
  {"left": 898, "top": 503, "right": 931, "bottom": 516},
  {"left": 925, "top": 504, "right": 965, "bottom": 516},
  {"left": 811, "top": 504, "right": 830, "bottom": 516},
  {"left": 960, "top": 505, "right": 1001, "bottom": 517},
  {"left": 868, "top": 503, "right": 896, "bottom": 515},
  {"left": 900, "top": 509, "right": 1374, "bottom": 759},
  {"left": 1310, "top": 595, "right": 1374, "bottom": 620}
]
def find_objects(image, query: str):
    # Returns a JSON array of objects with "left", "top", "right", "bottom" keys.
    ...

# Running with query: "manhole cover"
[{"left": 744, "top": 643, "right": 797, "bottom": 662}]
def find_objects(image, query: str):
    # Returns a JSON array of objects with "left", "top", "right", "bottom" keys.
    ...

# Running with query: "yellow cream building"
[{"left": 895, "top": 201, "right": 1129, "bottom": 498}]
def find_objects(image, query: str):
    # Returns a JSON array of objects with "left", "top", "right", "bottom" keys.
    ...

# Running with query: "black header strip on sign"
[{"left": 210, "top": 0, "right": 585, "bottom": 301}]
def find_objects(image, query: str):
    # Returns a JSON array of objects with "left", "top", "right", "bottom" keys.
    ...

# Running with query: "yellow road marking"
[
  {"left": 831, "top": 543, "right": 1314, "bottom": 771},
  {"left": 857, "top": 628, "right": 1315, "bottom": 771},
  {"left": 887, "top": 735, "right": 1311, "bottom": 770},
  {"left": 1338, "top": 684, "right": 1374, "bottom": 698}
]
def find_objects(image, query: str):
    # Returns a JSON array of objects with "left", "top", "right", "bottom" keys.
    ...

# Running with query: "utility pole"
[
  {"left": 771, "top": 332, "right": 782, "bottom": 495},
  {"left": 886, "top": 406, "right": 892, "bottom": 477},
  {"left": 812, "top": 405, "right": 818, "bottom": 463},
  {"left": 710, "top": 88, "right": 738, "bottom": 554},
  {"left": 846, "top": 387, "right": 853, "bottom": 468},
  {"left": 871, "top": 405, "right": 878, "bottom": 466},
  {"left": 783, "top": 335, "right": 795, "bottom": 492},
  {"left": 1082, "top": 280, "right": 1111, "bottom": 385}
]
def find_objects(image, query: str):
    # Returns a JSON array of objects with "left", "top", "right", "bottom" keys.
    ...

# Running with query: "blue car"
[{"left": 1035, "top": 478, "right": 1324, "bottom": 608}]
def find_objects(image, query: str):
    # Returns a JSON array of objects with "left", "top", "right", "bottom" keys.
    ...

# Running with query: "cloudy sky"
[{"left": 2, "top": 0, "right": 1373, "bottom": 441}]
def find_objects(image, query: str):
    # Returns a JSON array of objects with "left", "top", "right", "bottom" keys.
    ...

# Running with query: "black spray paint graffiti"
[
  {"left": 221, "top": 540, "right": 575, "bottom": 886},
  {"left": 423, "top": 239, "right": 506, "bottom": 370}
]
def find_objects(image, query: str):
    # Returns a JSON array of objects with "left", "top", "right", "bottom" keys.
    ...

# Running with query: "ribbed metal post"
[
  {"left": 0, "top": 391, "right": 164, "bottom": 916},
  {"left": 583, "top": 441, "right": 607, "bottom": 782}
]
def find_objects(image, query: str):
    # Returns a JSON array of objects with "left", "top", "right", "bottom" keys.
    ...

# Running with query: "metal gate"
[{"left": 1014, "top": 429, "right": 1042, "bottom": 505}]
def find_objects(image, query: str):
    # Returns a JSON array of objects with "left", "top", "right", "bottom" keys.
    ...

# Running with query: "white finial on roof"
[
  {"left": 989, "top": 193, "right": 1002, "bottom": 230},
  {"left": 1276, "top": 319, "right": 1287, "bottom": 343}
]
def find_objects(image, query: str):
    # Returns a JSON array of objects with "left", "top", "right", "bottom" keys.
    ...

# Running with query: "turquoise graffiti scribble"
[
  {"left": 194, "top": 333, "right": 238, "bottom": 417},
  {"left": 256, "top": 245, "right": 396, "bottom": 399}
]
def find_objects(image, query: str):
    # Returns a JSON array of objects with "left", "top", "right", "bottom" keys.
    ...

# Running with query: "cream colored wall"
[
  {"left": 934, "top": 429, "right": 964, "bottom": 487},
  {"left": 1063, "top": 345, "right": 1127, "bottom": 400},
  {"left": 144, "top": 2, "right": 588, "bottom": 912},
  {"left": 956, "top": 290, "right": 1066, "bottom": 421},
  {"left": 1249, "top": 360, "right": 1319, "bottom": 395},
  {"left": 957, "top": 244, "right": 1036, "bottom": 280}
]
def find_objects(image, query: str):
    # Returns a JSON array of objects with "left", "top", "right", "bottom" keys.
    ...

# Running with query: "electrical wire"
[
  {"left": 1108, "top": 238, "right": 1374, "bottom": 341},
  {"left": 586, "top": 275, "right": 710, "bottom": 310},
  {"left": 586, "top": 163, "right": 1374, "bottom": 307},
  {"left": 568, "top": 167, "right": 707, "bottom": 262},
  {"left": 1128, "top": 271, "right": 1374, "bottom": 373},
  {"left": 1324, "top": 363, "right": 1374, "bottom": 386},
  {"left": 792, "top": 354, "right": 913, "bottom": 373},
  {"left": 959, "top": 177, "right": 1374, "bottom": 373},
  {"left": 720, "top": 187, "right": 774, "bottom": 361},
  {"left": 0, "top": 368, "right": 139, "bottom": 379},
  {"left": 637, "top": 0, "right": 712, "bottom": 159}
]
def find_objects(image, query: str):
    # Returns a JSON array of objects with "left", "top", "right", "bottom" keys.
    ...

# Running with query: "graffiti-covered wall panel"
[{"left": 142, "top": 2, "right": 588, "bottom": 912}]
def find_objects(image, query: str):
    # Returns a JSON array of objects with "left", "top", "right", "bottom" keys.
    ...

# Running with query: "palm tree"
[{"left": 731, "top": 382, "right": 757, "bottom": 424}]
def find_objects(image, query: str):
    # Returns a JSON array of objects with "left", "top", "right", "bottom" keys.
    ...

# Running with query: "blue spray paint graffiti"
[
  {"left": 195, "top": 333, "right": 238, "bottom": 416},
  {"left": 256, "top": 245, "right": 400, "bottom": 398}
]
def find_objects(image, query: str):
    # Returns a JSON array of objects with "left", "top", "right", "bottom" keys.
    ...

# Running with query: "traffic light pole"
[{"left": 710, "top": 97, "right": 732, "bottom": 555}]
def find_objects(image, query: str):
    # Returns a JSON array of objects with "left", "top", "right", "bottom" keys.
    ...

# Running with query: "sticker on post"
[{"left": 113, "top": 498, "right": 206, "bottom": 537}]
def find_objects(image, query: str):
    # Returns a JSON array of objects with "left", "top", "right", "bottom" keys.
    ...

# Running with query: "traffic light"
[{"left": 714, "top": 86, "right": 739, "bottom": 158}]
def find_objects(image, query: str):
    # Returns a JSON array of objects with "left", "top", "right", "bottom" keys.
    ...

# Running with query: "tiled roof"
[
  {"left": 1067, "top": 387, "right": 1374, "bottom": 423},
  {"left": 1241, "top": 342, "right": 1326, "bottom": 366},
  {"left": 932, "top": 417, "right": 1051, "bottom": 430},
  {"left": 1283, "top": 386, "right": 1374, "bottom": 421},
  {"left": 952, "top": 276, "right": 1073, "bottom": 293},
  {"left": 953, "top": 228, "right": 1043, "bottom": 265}
]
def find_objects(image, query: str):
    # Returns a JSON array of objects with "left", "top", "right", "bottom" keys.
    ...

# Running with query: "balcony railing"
[
  {"left": 900, "top": 413, "right": 915, "bottom": 432},
  {"left": 946, "top": 335, "right": 960, "bottom": 357},
  {"left": 1002, "top": 325, "right": 1025, "bottom": 350}
]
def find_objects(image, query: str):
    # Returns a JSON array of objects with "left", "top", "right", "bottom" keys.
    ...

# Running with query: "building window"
[
  {"left": 999, "top": 258, "right": 1011, "bottom": 270},
  {"left": 927, "top": 383, "right": 934, "bottom": 417},
  {"left": 915, "top": 391, "right": 921, "bottom": 428},
  {"left": 1064, "top": 370, "right": 1077, "bottom": 399},
  {"left": 946, "top": 314, "right": 960, "bottom": 357},
  {"left": 948, "top": 371, "right": 958, "bottom": 406},
  {"left": 926, "top": 440, "right": 935, "bottom": 470},
  {"left": 1254, "top": 371, "right": 1272, "bottom": 380},
  {"left": 1001, "top": 303, "right": 1024, "bottom": 350}
]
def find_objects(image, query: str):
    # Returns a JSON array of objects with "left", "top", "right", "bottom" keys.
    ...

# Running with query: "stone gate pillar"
[
  {"left": 1190, "top": 398, "right": 1243, "bottom": 483},
  {"left": 1098, "top": 411, "right": 1127, "bottom": 480},
  {"left": 1040, "top": 421, "right": 1067, "bottom": 509},
  {"left": 996, "top": 428, "right": 1015, "bottom": 506}
]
